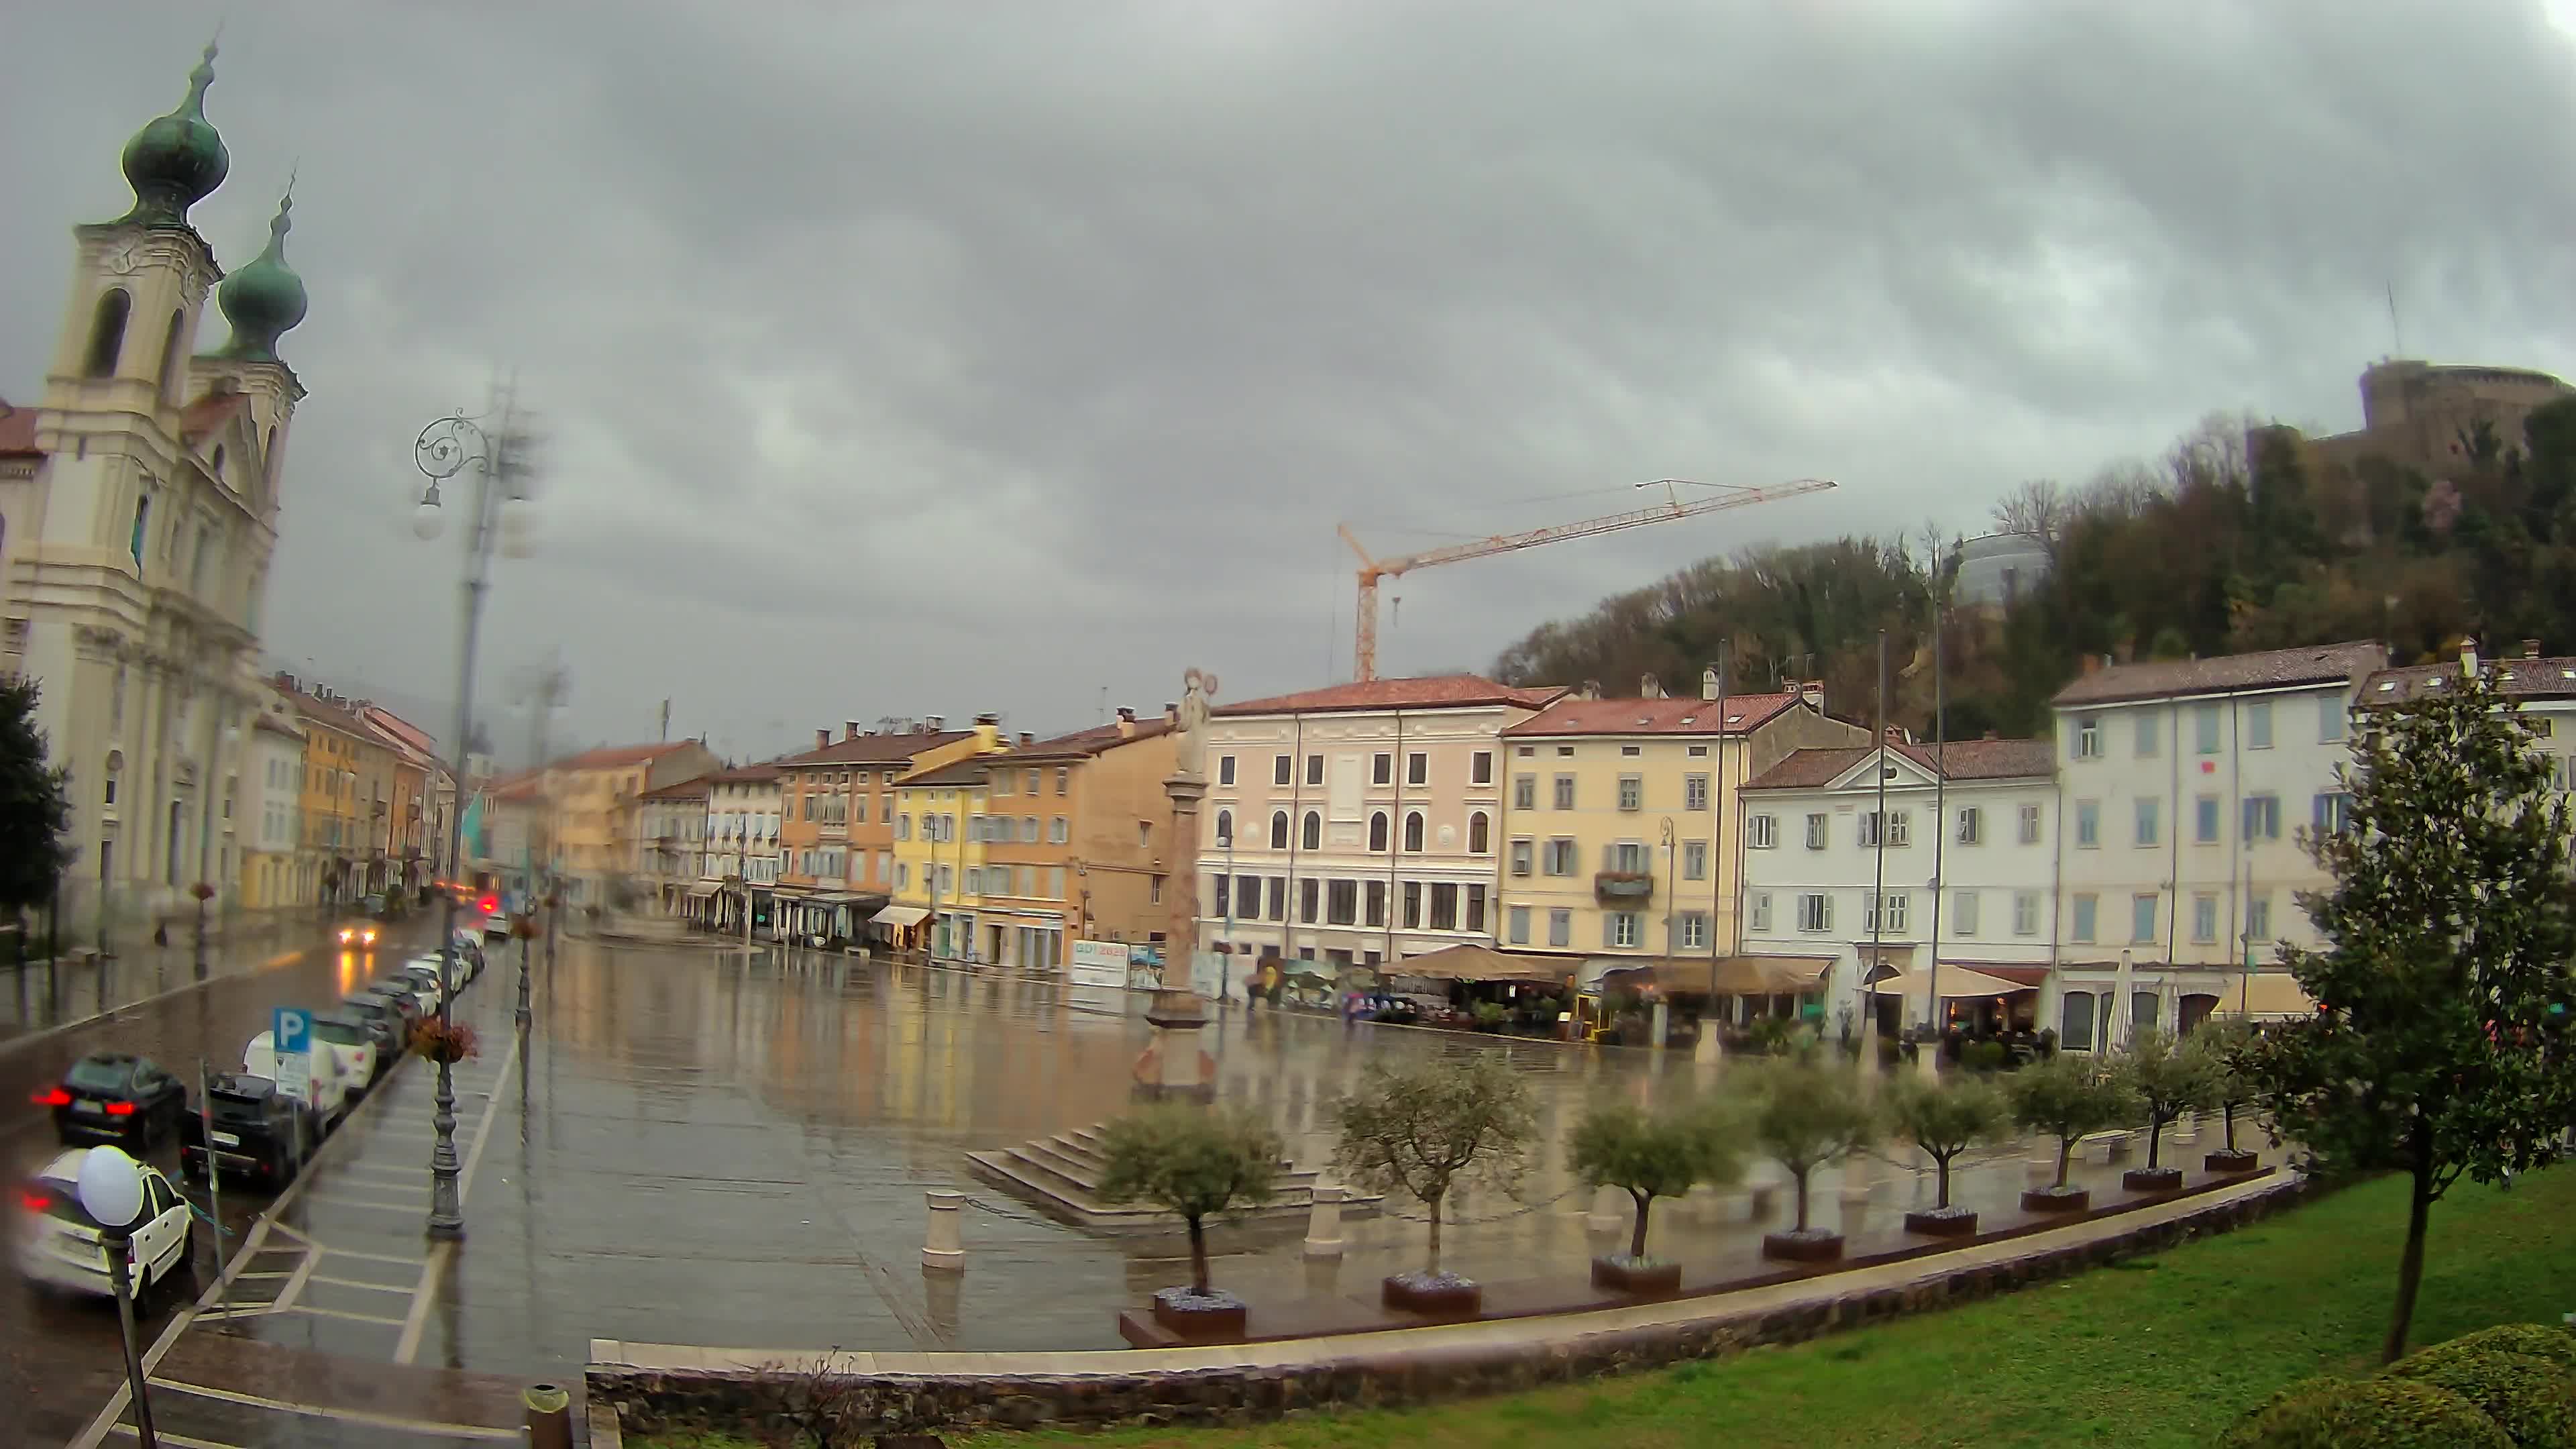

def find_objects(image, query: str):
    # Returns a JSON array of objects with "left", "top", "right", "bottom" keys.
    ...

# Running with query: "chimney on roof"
[
  {"left": 1018, "top": 731, "right": 1034, "bottom": 748},
  {"left": 2080, "top": 655, "right": 2102, "bottom": 676},
  {"left": 924, "top": 715, "right": 944, "bottom": 731},
  {"left": 1579, "top": 679, "right": 1602, "bottom": 701},
  {"left": 1116, "top": 706, "right": 1136, "bottom": 724},
  {"left": 2460, "top": 636, "right": 2480, "bottom": 678},
  {"left": 1885, "top": 724, "right": 1904, "bottom": 742},
  {"left": 816, "top": 729, "right": 831, "bottom": 750},
  {"left": 1640, "top": 673, "right": 1664, "bottom": 698},
  {"left": 1164, "top": 702, "right": 1179, "bottom": 725},
  {"left": 845, "top": 720, "right": 861, "bottom": 741},
  {"left": 2523, "top": 639, "right": 2542, "bottom": 660},
  {"left": 1701, "top": 667, "right": 1720, "bottom": 701},
  {"left": 1116, "top": 713, "right": 1137, "bottom": 739}
]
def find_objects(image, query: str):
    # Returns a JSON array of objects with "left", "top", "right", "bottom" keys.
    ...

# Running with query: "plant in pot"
[
  {"left": 1888, "top": 1073, "right": 2010, "bottom": 1237},
  {"left": 1094, "top": 1103, "right": 1282, "bottom": 1340},
  {"left": 1748, "top": 1051, "right": 1879, "bottom": 1263},
  {"left": 1568, "top": 1095, "right": 1742, "bottom": 1294},
  {"left": 410, "top": 1017, "right": 480, "bottom": 1065},
  {"left": 2194, "top": 1015, "right": 2266, "bottom": 1173},
  {"left": 2112, "top": 1026, "right": 2219, "bottom": 1192},
  {"left": 2008, "top": 1050, "right": 2138, "bottom": 1213},
  {"left": 1332, "top": 1055, "right": 1536, "bottom": 1317}
]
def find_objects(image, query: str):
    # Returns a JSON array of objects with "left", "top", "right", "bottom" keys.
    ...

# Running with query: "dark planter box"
[
  {"left": 1149, "top": 1287, "right": 1246, "bottom": 1341},
  {"left": 1902, "top": 1206, "right": 1980, "bottom": 1238},
  {"left": 2123, "top": 1166, "right": 2184, "bottom": 1193},
  {"left": 2021, "top": 1185, "right": 2091, "bottom": 1214},
  {"left": 2205, "top": 1148, "right": 2261, "bottom": 1174},
  {"left": 1589, "top": 1255, "right": 1682, "bottom": 1295},
  {"left": 1761, "top": 1228, "right": 1845, "bottom": 1263},
  {"left": 1382, "top": 1272, "right": 1482, "bottom": 1318}
]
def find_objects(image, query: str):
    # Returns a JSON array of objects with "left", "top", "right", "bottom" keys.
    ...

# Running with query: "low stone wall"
[{"left": 590, "top": 1175, "right": 2308, "bottom": 1438}]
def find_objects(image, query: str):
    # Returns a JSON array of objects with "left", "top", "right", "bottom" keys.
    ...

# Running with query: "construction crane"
[{"left": 1338, "top": 476, "right": 1839, "bottom": 682}]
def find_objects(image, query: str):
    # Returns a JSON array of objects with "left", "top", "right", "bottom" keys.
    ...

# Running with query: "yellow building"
[
  {"left": 525, "top": 741, "right": 720, "bottom": 906},
  {"left": 886, "top": 716, "right": 1009, "bottom": 956},
  {"left": 288, "top": 689, "right": 368, "bottom": 906},
  {"left": 1495, "top": 678, "right": 1865, "bottom": 973}
]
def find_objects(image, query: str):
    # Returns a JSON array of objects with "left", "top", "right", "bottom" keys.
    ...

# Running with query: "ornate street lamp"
[{"left": 409, "top": 393, "right": 537, "bottom": 1241}]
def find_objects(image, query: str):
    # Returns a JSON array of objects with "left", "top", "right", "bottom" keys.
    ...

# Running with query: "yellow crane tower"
[{"left": 1338, "top": 476, "right": 1839, "bottom": 683}]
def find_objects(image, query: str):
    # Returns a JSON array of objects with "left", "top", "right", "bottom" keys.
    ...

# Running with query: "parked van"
[{"left": 243, "top": 1030, "right": 353, "bottom": 1128}]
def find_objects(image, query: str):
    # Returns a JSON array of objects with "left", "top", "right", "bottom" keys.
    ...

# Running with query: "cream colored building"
[
  {"left": 239, "top": 684, "right": 305, "bottom": 910},
  {"left": 0, "top": 44, "right": 310, "bottom": 937},
  {"left": 523, "top": 741, "right": 719, "bottom": 906}
]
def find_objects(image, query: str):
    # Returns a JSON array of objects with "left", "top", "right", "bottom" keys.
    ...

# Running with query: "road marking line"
[
  {"left": 105, "top": 1424, "right": 246, "bottom": 1449},
  {"left": 276, "top": 1303, "right": 409, "bottom": 1327},
  {"left": 308, "top": 1243, "right": 425, "bottom": 1266},
  {"left": 231, "top": 1270, "right": 296, "bottom": 1281},
  {"left": 269, "top": 1244, "right": 319, "bottom": 1315},
  {"left": 299, "top": 1193, "right": 421, "bottom": 1213},
  {"left": 144, "top": 1379, "right": 521, "bottom": 1440},
  {"left": 310, "top": 1273, "right": 412, "bottom": 1294},
  {"left": 394, "top": 1026, "right": 520, "bottom": 1365}
]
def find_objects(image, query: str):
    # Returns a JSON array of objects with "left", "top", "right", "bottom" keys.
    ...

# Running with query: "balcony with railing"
[{"left": 1594, "top": 871, "right": 1655, "bottom": 904}]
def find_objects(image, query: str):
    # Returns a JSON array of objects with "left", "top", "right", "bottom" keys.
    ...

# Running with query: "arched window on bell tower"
[
  {"left": 156, "top": 311, "right": 186, "bottom": 402},
  {"left": 85, "top": 289, "right": 131, "bottom": 378}
]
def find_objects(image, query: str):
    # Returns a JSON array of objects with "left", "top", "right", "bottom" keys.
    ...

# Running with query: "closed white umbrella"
[{"left": 2111, "top": 949, "right": 2135, "bottom": 1051}]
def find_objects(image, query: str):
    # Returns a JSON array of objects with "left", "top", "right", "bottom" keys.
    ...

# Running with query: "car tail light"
[
  {"left": 19, "top": 1191, "right": 47, "bottom": 1212},
  {"left": 33, "top": 1087, "right": 70, "bottom": 1108},
  {"left": 103, "top": 1101, "right": 137, "bottom": 1117},
  {"left": 479, "top": 896, "right": 498, "bottom": 914}
]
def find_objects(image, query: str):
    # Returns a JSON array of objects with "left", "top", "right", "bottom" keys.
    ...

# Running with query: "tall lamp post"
[{"left": 411, "top": 396, "right": 536, "bottom": 1240}]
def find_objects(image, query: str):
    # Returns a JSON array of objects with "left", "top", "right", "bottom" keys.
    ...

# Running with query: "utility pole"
[
  {"left": 1865, "top": 629, "right": 1888, "bottom": 1045},
  {"left": 1927, "top": 593, "right": 1948, "bottom": 1039}
]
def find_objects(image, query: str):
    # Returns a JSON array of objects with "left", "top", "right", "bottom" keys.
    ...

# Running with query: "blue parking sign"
[{"left": 274, "top": 1007, "right": 311, "bottom": 1057}]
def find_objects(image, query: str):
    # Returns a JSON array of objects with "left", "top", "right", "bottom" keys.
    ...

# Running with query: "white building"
[
  {"left": 2045, "top": 641, "right": 2383, "bottom": 1047},
  {"left": 1196, "top": 675, "right": 1560, "bottom": 971},
  {"left": 1737, "top": 736, "right": 2060, "bottom": 1038},
  {"left": 2363, "top": 639, "right": 2576, "bottom": 789},
  {"left": 701, "top": 761, "right": 782, "bottom": 930},
  {"left": 0, "top": 44, "right": 310, "bottom": 934},
  {"left": 239, "top": 686, "right": 305, "bottom": 909},
  {"left": 636, "top": 772, "right": 709, "bottom": 916}
]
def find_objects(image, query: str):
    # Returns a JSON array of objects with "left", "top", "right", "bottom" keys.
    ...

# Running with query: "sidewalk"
[{"left": 0, "top": 908, "right": 409, "bottom": 1045}]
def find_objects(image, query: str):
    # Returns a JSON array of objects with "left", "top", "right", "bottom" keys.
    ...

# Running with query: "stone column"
[
  {"left": 1164, "top": 772, "right": 1205, "bottom": 973},
  {"left": 1302, "top": 1183, "right": 1346, "bottom": 1258}
]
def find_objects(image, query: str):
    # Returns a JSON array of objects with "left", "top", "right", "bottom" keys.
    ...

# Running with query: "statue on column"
[{"left": 1174, "top": 667, "right": 1218, "bottom": 780}]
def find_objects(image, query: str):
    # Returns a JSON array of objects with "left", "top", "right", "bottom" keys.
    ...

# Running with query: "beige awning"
[
  {"left": 1870, "top": 964, "right": 2038, "bottom": 998},
  {"left": 1389, "top": 945, "right": 1564, "bottom": 983},
  {"left": 870, "top": 904, "right": 930, "bottom": 928},
  {"left": 1597, "top": 955, "right": 1829, "bottom": 996},
  {"left": 2226, "top": 971, "right": 2318, "bottom": 1020},
  {"left": 685, "top": 881, "right": 721, "bottom": 898}
]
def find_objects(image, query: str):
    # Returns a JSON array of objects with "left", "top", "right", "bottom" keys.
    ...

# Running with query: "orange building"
[
  {"left": 979, "top": 708, "right": 1177, "bottom": 969},
  {"left": 771, "top": 718, "right": 981, "bottom": 943},
  {"left": 358, "top": 704, "right": 439, "bottom": 898}
]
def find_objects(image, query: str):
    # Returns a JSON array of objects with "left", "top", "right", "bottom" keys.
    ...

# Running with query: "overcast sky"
[{"left": 9, "top": 1, "right": 2576, "bottom": 761}]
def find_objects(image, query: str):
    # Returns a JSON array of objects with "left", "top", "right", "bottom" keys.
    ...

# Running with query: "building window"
[
  {"left": 1365, "top": 879, "right": 1387, "bottom": 926},
  {"left": 1682, "top": 839, "right": 1707, "bottom": 880},
  {"left": 2194, "top": 704, "right": 2220, "bottom": 755},
  {"left": 2192, "top": 892, "right": 2219, "bottom": 944},
  {"left": 1465, "top": 883, "right": 1489, "bottom": 933},
  {"left": 2072, "top": 893, "right": 2098, "bottom": 943},
  {"left": 2012, "top": 890, "right": 2040, "bottom": 936},
  {"left": 1951, "top": 890, "right": 1979, "bottom": 936},
  {"left": 1273, "top": 754, "right": 1293, "bottom": 786},
  {"left": 1621, "top": 745, "right": 1642, "bottom": 757},
  {"left": 1617, "top": 775, "right": 1642, "bottom": 811},
  {"left": 2135, "top": 711, "right": 2159, "bottom": 759},
  {"left": 1553, "top": 775, "right": 1575, "bottom": 810},
  {"left": 1544, "top": 838, "right": 1576, "bottom": 875},
  {"left": 2243, "top": 794, "right": 2282, "bottom": 841},
  {"left": 2134, "top": 796, "right": 2159, "bottom": 847},
  {"left": 1548, "top": 908, "right": 1571, "bottom": 947},
  {"left": 1509, "top": 839, "right": 1533, "bottom": 876},
  {"left": 1805, "top": 814, "right": 1827, "bottom": 849},
  {"left": 2246, "top": 894, "right": 2272, "bottom": 942},
  {"left": 1218, "top": 755, "right": 1236, "bottom": 786},
  {"left": 2245, "top": 700, "right": 2273, "bottom": 750},
  {"left": 1609, "top": 840, "right": 1648, "bottom": 873},
  {"left": 1266, "top": 877, "right": 1287, "bottom": 920},
  {"left": 1213, "top": 875, "right": 1231, "bottom": 918},
  {"left": 1215, "top": 809, "right": 1234, "bottom": 847},
  {"left": 1864, "top": 892, "right": 1907, "bottom": 934},
  {"left": 1507, "top": 904, "right": 1531, "bottom": 945},
  {"left": 1055, "top": 767, "right": 1069, "bottom": 795},
  {"left": 1051, "top": 816, "right": 1069, "bottom": 844},
  {"left": 1470, "top": 751, "right": 1493, "bottom": 786},
  {"left": 1684, "top": 774, "right": 1709, "bottom": 810},
  {"left": 2194, "top": 795, "right": 2219, "bottom": 844},
  {"left": 2320, "top": 696, "right": 2347, "bottom": 742},
  {"left": 1326, "top": 879, "right": 1358, "bottom": 926},
  {"left": 1403, "top": 811, "right": 1425, "bottom": 852},
  {"left": 1678, "top": 912, "right": 1709, "bottom": 950},
  {"left": 85, "top": 288, "right": 130, "bottom": 377},
  {"left": 1306, "top": 754, "right": 1324, "bottom": 786},
  {"left": 1955, "top": 806, "right": 1981, "bottom": 845},
  {"left": 129, "top": 495, "right": 150, "bottom": 570},
  {"left": 1373, "top": 753, "right": 1393, "bottom": 785},
  {"left": 2076, "top": 800, "right": 2100, "bottom": 848},
  {"left": 1748, "top": 814, "right": 1776, "bottom": 849},
  {"left": 1234, "top": 873, "right": 1257, "bottom": 916},
  {"left": 1270, "top": 812, "right": 1289, "bottom": 849},
  {"left": 1795, "top": 892, "right": 1832, "bottom": 932},
  {"left": 1368, "top": 811, "right": 1389, "bottom": 852},
  {"left": 1406, "top": 752, "right": 1428, "bottom": 786},
  {"left": 2074, "top": 715, "right": 2101, "bottom": 759},
  {"left": 1513, "top": 775, "right": 1536, "bottom": 810},
  {"left": 1402, "top": 881, "right": 1421, "bottom": 928},
  {"left": 1748, "top": 892, "right": 1772, "bottom": 932},
  {"left": 1299, "top": 877, "right": 1319, "bottom": 923},
  {"left": 2132, "top": 894, "right": 2159, "bottom": 945},
  {"left": 1468, "top": 811, "right": 1490, "bottom": 854},
  {"left": 1301, "top": 811, "right": 1322, "bottom": 851},
  {"left": 1607, "top": 912, "right": 1640, "bottom": 948},
  {"left": 2313, "top": 792, "right": 2352, "bottom": 836}
]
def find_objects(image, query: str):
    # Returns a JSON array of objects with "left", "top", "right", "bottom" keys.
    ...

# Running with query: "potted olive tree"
[
  {"left": 2114, "top": 1026, "right": 2218, "bottom": 1192},
  {"left": 1569, "top": 1096, "right": 1743, "bottom": 1293},
  {"left": 1332, "top": 1055, "right": 1536, "bottom": 1316},
  {"left": 1888, "top": 1073, "right": 2011, "bottom": 1237},
  {"left": 1748, "top": 1053, "right": 1878, "bottom": 1263},
  {"left": 2008, "top": 1051, "right": 2138, "bottom": 1213},
  {"left": 1095, "top": 1104, "right": 1283, "bottom": 1340},
  {"left": 2196, "top": 1015, "right": 2266, "bottom": 1173}
]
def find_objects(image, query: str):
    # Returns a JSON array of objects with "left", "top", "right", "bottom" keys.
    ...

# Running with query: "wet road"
[{"left": 0, "top": 916, "right": 449, "bottom": 1446}]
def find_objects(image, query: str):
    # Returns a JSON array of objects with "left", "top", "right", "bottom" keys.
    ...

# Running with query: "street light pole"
[{"left": 411, "top": 391, "right": 534, "bottom": 1242}]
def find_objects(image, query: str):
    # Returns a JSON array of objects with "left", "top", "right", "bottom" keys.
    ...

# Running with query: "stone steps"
[{"left": 965, "top": 1120, "right": 1380, "bottom": 1233}]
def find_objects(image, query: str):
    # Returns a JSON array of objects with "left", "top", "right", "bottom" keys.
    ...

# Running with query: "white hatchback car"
[{"left": 17, "top": 1148, "right": 197, "bottom": 1300}]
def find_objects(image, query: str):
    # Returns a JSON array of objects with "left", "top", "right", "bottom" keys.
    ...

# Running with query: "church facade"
[{"left": 0, "top": 40, "right": 310, "bottom": 934}]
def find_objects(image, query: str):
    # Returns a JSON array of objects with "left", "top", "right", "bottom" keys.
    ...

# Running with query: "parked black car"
[
  {"left": 34, "top": 1052, "right": 189, "bottom": 1149},
  {"left": 178, "top": 1073, "right": 313, "bottom": 1186},
  {"left": 350, "top": 984, "right": 423, "bottom": 1034},
  {"left": 337, "top": 994, "right": 409, "bottom": 1061}
]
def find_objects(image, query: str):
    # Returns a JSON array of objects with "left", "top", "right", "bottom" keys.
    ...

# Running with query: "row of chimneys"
[
  {"left": 1569, "top": 672, "right": 1826, "bottom": 706},
  {"left": 810, "top": 703, "right": 1183, "bottom": 753},
  {"left": 2074, "top": 637, "right": 2550, "bottom": 679},
  {"left": 272, "top": 672, "right": 369, "bottom": 713}
]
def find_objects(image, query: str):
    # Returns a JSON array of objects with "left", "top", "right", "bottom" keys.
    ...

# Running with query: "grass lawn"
[{"left": 954, "top": 1167, "right": 2576, "bottom": 1449}]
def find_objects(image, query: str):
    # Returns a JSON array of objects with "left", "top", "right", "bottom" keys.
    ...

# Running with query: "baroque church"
[{"left": 0, "top": 40, "right": 308, "bottom": 929}]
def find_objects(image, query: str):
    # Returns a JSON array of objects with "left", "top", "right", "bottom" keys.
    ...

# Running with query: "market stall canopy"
[
  {"left": 1596, "top": 955, "right": 1829, "bottom": 996},
  {"left": 870, "top": 904, "right": 930, "bottom": 928},
  {"left": 2231, "top": 971, "right": 2318, "bottom": 1019},
  {"left": 1390, "top": 944, "right": 1562, "bottom": 982},
  {"left": 686, "top": 881, "right": 720, "bottom": 898}
]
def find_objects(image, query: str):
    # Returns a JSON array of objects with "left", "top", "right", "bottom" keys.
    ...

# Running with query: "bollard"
[
  {"left": 523, "top": 1383, "right": 572, "bottom": 1449},
  {"left": 922, "top": 1189, "right": 966, "bottom": 1271},
  {"left": 1302, "top": 1183, "right": 1346, "bottom": 1258}
]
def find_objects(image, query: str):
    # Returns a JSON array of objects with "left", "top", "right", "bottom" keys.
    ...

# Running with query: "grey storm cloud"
[{"left": 6, "top": 0, "right": 2575, "bottom": 759}]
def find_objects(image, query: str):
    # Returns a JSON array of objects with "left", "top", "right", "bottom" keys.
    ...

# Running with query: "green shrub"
[
  {"left": 2380, "top": 1348, "right": 2576, "bottom": 1447},
  {"left": 2398, "top": 1324, "right": 2576, "bottom": 1375},
  {"left": 2218, "top": 1377, "right": 2512, "bottom": 1448}
]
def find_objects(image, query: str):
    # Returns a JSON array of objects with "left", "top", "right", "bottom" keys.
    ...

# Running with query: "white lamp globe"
[
  {"left": 411, "top": 500, "right": 445, "bottom": 541},
  {"left": 75, "top": 1144, "right": 146, "bottom": 1232}
]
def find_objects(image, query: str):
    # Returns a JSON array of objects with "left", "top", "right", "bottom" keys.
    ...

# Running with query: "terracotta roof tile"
[
  {"left": 549, "top": 742, "right": 698, "bottom": 771},
  {"left": 2364, "top": 657, "right": 2576, "bottom": 704},
  {"left": 900, "top": 757, "right": 996, "bottom": 788},
  {"left": 0, "top": 398, "right": 40, "bottom": 457},
  {"left": 704, "top": 762, "right": 783, "bottom": 785},
  {"left": 252, "top": 712, "right": 303, "bottom": 741},
  {"left": 1214, "top": 674, "right": 1562, "bottom": 717},
  {"left": 1013, "top": 718, "right": 1174, "bottom": 760},
  {"left": 1502, "top": 692, "right": 1801, "bottom": 738},
  {"left": 2051, "top": 642, "right": 2385, "bottom": 708},
  {"left": 637, "top": 775, "right": 712, "bottom": 800},
  {"left": 775, "top": 729, "right": 973, "bottom": 767},
  {"left": 1743, "top": 737, "right": 2056, "bottom": 791}
]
